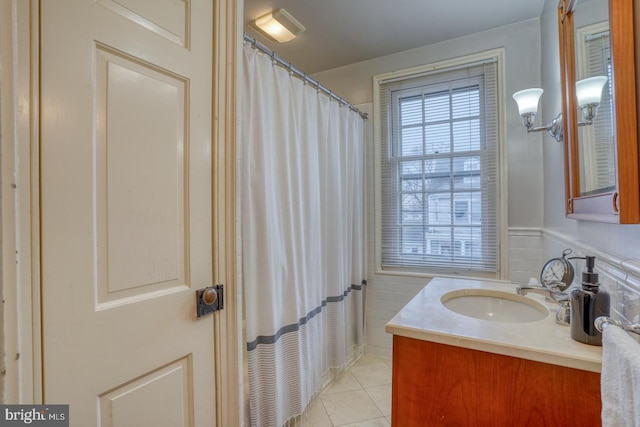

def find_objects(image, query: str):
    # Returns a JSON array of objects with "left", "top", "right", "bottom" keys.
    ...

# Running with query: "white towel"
[{"left": 602, "top": 325, "right": 640, "bottom": 427}]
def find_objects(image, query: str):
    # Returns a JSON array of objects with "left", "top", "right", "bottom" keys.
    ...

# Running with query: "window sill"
[{"left": 374, "top": 267, "right": 504, "bottom": 282}]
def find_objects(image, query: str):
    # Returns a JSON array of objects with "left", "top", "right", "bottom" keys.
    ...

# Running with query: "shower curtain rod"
[{"left": 243, "top": 34, "right": 368, "bottom": 121}]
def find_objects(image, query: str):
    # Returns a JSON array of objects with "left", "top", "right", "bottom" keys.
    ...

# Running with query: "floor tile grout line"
[
  {"left": 333, "top": 416, "right": 390, "bottom": 427},
  {"left": 319, "top": 383, "right": 368, "bottom": 427},
  {"left": 316, "top": 394, "right": 334, "bottom": 427},
  {"left": 347, "top": 366, "right": 367, "bottom": 390},
  {"left": 300, "top": 354, "right": 393, "bottom": 426},
  {"left": 319, "top": 386, "right": 385, "bottom": 426},
  {"left": 362, "top": 385, "right": 391, "bottom": 417}
]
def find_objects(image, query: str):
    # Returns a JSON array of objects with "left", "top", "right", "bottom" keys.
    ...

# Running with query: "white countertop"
[{"left": 385, "top": 277, "right": 603, "bottom": 373}]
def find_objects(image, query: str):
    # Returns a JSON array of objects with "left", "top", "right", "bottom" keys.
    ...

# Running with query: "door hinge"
[{"left": 196, "top": 284, "right": 224, "bottom": 317}]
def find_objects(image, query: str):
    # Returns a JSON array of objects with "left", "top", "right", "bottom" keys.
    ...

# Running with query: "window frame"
[{"left": 373, "top": 49, "right": 508, "bottom": 279}]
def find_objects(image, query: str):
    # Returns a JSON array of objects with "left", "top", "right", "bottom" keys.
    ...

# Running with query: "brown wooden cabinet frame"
[{"left": 558, "top": 0, "right": 640, "bottom": 223}]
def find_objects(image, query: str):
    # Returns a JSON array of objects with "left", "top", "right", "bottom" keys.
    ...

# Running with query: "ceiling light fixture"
[{"left": 253, "top": 9, "right": 305, "bottom": 43}]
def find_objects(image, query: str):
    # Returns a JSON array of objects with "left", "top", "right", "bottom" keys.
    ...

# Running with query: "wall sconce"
[
  {"left": 512, "top": 76, "right": 607, "bottom": 143},
  {"left": 576, "top": 76, "right": 607, "bottom": 125},
  {"left": 512, "top": 88, "right": 563, "bottom": 142},
  {"left": 253, "top": 8, "right": 305, "bottom": 43}
]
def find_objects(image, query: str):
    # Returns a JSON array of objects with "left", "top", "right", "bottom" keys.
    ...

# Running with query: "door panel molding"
[
  {"left": 95, "top": 43, "right": 189, "bottom": 307},
  {"left": 96, "top": 0, "right": 191, "bottom": 48},
  {"left": 99, "top": 356, "right": 194, "bottom": 427}
]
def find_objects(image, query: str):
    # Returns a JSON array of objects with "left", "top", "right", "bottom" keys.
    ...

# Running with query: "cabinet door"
[{"left": 391, "top": 336, "right": 601, "bottom": 426}]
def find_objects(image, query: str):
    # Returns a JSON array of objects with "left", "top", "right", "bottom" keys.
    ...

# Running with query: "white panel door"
[{"left": 40, "top": 1, "right": 217, "bottom": 426}]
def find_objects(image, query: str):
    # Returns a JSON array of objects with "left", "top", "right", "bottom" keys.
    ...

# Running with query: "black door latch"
[{"left": 196, "top": 284, "right": 224, "bottom": 317}]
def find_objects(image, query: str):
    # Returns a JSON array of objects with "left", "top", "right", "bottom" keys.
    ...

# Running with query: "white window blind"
[{"left": 378, "top": 61, "right": 500, "bottom": 272}]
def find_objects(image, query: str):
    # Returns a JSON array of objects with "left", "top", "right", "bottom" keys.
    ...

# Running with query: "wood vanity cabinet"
[{"left": 392, "top": 336, "right": 601, "bottom": 426}]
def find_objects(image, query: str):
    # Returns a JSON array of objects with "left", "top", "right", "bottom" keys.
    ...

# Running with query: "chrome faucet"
[
  {"left": 516, "top": 283, "right": 571, "bottom": 326},
  {"left": 516, "top": 285, "right": 569, "bottom": 304}
]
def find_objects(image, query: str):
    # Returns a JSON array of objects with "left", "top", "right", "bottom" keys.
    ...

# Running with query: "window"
[{"left": 375, "top": 53, "right": 502, "bottom": 273}]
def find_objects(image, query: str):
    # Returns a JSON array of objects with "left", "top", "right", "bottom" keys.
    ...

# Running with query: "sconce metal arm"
[{"left": 521, "top": 112, "right": 563, "bottom": 142}]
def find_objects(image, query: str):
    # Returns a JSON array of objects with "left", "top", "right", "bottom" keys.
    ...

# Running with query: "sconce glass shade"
[
  {"left": 576, "top": 76, "right": 607, "bottom": 107},
  {"left": 512, "top": 88, "right": 544, "bottom": 115},
  {"left": 253, "top": 9, "right": 306, "bottom": 43}
]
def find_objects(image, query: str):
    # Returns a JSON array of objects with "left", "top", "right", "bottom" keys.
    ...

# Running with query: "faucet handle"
[{"left": 546, "top": 280, "right": 569, "bottom": 292}]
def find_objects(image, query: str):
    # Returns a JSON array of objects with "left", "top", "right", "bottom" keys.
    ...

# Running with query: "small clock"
[{"left": 540, "top": 249, "right": 574, "bottom": 290}]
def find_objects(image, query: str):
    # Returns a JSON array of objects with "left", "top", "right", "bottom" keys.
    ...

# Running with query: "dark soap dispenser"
[{"left": 570, "top": 256, "right": 610, "bottom": 346}]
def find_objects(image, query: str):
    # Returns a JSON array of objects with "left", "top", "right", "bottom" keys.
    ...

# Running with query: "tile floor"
[{"left": 297, "top": 354, "right": 392, "bottom": 427}]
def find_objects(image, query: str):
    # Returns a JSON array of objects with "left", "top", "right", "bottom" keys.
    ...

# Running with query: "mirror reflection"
[{"left": 573, "top": 0, "right": 613, "bottom": 196}]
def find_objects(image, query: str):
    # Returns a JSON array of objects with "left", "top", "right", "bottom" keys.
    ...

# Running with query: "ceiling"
[{"left": 243, "top": 0, "right": 546, "bottom": 75}]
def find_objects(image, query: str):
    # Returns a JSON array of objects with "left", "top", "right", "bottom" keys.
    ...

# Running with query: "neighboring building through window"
[{"left": 375, "top": 51, "right": 503, "bottom": 274}]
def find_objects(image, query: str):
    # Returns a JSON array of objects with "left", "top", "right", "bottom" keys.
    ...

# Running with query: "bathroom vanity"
[{"left": 385, "top": 277, "right": 603, "bottom": 426}]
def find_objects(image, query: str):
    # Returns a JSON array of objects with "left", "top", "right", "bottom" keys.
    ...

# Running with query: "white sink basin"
[{"left": 441, "top": 289, "right": 549, "bottom": 323}]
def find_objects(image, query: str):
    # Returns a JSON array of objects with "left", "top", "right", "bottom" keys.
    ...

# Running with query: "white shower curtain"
[{"left": 242, "top": 41, "right": 366, "bottom": 427}]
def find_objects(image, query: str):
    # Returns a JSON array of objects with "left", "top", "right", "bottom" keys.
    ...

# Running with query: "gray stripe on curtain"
[{"left": 246, "top": 284, "right": 363, "bottom": 351}]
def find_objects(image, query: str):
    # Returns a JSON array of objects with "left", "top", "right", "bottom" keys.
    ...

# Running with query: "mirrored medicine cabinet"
[{"left": 558, "top": 0, "right": 640, "bottom": 223}]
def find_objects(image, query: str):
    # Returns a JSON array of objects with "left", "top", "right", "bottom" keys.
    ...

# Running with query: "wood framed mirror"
[{"left": 558, "top": 0, "right": 640, "bottom": 223}]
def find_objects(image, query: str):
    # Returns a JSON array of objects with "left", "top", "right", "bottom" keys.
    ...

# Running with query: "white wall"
[{"left": 315, "top": 19, "right": 547, "bottom": 357}]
